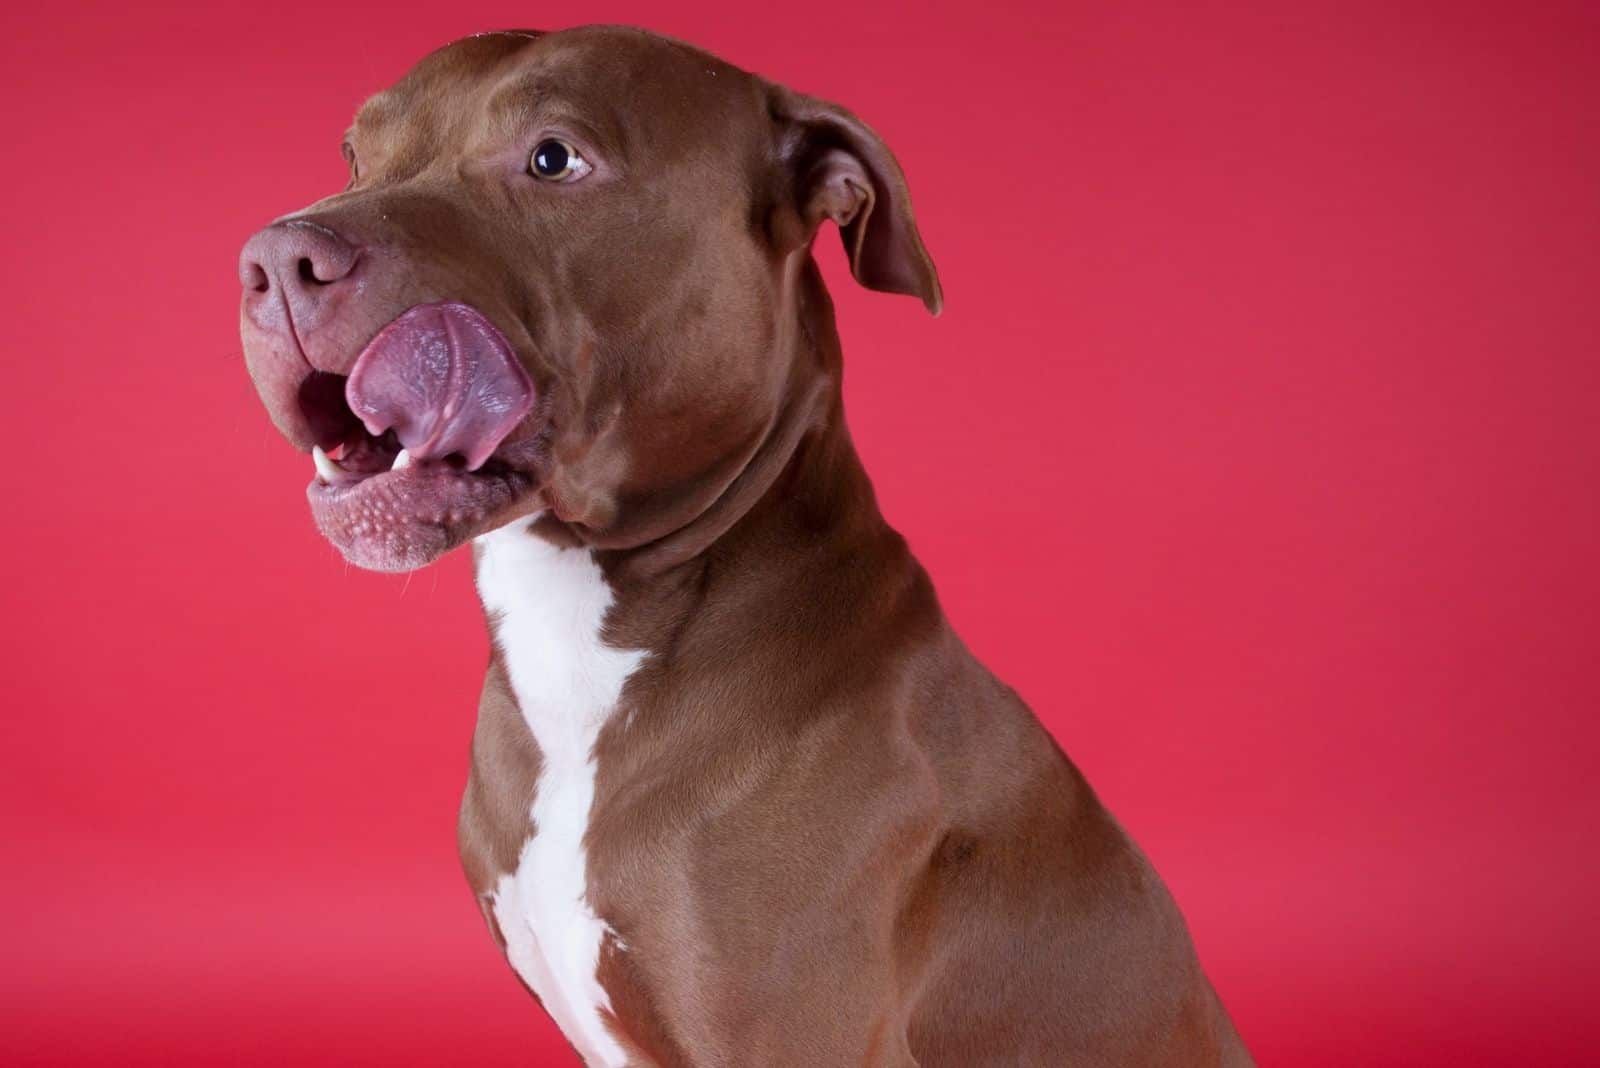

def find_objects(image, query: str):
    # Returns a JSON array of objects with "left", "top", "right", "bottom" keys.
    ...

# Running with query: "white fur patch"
[{"left": 476, "top": 519, "right": 647, "bottom": 1068}]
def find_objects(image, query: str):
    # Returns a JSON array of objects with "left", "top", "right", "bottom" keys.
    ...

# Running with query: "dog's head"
[{"left": 239, "top": 26, "right": 939, "bottom": 571}]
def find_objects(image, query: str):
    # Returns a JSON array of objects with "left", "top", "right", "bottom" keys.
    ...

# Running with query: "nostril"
[
  {"left": 240, "top": 221, "right": 358, "bottom": 305},
  {"left": 298, "top": 253, "right": 354, "bottom": 287},
  {"left": 246, "top": 261, "right": 271, "bottom": 294}
]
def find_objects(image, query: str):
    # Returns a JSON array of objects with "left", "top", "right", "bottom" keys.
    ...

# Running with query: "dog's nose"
[{"left": 239, "top": 220, "right": 360, "bottom": 342}]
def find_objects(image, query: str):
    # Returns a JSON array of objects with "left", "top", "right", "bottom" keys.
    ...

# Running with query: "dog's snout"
[
  {"left": 239, "top": 219, "right": 367, "bottom": 451},
  {"left": 239, "top": 220, "right": 360, "bottom": 340}
]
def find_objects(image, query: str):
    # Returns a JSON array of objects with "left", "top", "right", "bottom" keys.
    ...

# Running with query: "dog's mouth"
[{"left": 297, "top": 302, "right": 542, "bottom": 572}]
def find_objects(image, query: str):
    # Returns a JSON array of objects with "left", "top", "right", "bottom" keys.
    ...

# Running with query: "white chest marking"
[{"left": 475, "top": 520, "right": 647, "bottom": 1068}]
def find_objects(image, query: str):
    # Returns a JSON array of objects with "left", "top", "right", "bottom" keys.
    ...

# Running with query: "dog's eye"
[
  {"left": 529, "top": 139, "right": 590, "bottom": 182},
  {"left": 340, "top": 141, "right": 360, "bottom": 183}
]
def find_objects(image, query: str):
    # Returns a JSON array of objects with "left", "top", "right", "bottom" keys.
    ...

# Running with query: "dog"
[{"left": 238, "top": 25, "right": 1253, "bottom": 1067}]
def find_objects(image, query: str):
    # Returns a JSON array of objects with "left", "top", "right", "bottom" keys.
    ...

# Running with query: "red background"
[{"left": 3, "top": 2, "right": 1596, "bottom": 1064}]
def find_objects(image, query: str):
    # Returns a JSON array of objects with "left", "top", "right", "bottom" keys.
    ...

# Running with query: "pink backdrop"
[{"left": 4, "top": 1, "right": 1596, "bottom": 1064}]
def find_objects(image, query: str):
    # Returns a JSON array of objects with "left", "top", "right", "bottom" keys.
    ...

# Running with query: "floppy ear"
[{"left": 772, "top": 89, "right": 943, "bottom": 316}]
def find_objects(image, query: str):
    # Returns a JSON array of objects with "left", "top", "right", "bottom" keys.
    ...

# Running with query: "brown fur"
[{"left": 239, "top": 25, "right": 1252, "bottom": 1066}]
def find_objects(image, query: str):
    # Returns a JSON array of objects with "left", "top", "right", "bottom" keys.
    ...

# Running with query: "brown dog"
[{"left": 239, "top": 25, "right": 1252, "bottom": 1067}]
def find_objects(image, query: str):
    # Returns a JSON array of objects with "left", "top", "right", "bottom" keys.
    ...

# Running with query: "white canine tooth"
[
  {"left": 391, "top": 449, "right": 413, "bottom": 472},
  {"left": 312, "top": 444, "right": 342, "bottom": 484}
]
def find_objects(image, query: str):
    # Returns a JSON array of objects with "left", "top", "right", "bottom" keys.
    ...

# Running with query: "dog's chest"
[{"left": 475, "top": 522, "right": 647, "bottom": 1068}]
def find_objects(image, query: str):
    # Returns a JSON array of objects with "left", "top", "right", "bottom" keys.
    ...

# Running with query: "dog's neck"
[
  {"left": 604, "top": 267, "right": 890, "bottom": 581},
  {"left": 604, "top": 377, "right": 849, "bottom": 579},
  {"left": 481, "top": 265, "right": 905, "bottom": 649}
]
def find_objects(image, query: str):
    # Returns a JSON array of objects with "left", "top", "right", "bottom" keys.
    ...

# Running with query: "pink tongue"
[{"left": 345, "top": 302, "right": 535, "bottom": 471}]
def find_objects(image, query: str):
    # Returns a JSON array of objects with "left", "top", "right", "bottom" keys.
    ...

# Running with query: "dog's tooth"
[
  {"left": 391, "top": 449, "right": 413, "bottom": 472},
  {"left": 312, "top": 445, "right": 341, "bottom": 484}
]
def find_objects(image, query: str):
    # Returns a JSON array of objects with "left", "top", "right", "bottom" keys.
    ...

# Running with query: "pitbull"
[{"left": 239, "top": 25, "right": 1253, "bottom": 1067}]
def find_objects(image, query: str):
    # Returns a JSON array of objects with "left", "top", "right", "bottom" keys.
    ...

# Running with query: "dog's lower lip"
[
  {"left": 305, "top": 454, "right": 533, "bottom": 571},
  {"left": 306, "top": 457, "right": 519, "bottom": 504}
]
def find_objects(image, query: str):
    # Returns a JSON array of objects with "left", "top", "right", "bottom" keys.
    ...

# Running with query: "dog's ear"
[{"left": 771, "top": 89, "right": 943, "bottom": 316}]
